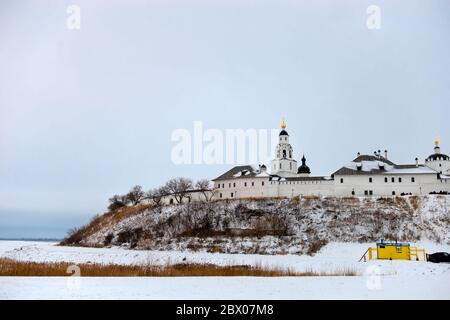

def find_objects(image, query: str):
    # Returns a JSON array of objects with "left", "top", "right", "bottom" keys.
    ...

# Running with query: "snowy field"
[{"left": 1, "top": 240, "right": 450, "bottom": 299}]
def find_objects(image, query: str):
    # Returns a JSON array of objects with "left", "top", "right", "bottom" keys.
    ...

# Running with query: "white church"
[{"left": 212, "top": 120, "right": 450, "bottom": 199}]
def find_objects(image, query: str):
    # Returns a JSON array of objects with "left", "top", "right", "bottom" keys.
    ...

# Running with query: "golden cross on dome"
[{"left": 435, "top": 136, "right": 440, "bottom": 146}]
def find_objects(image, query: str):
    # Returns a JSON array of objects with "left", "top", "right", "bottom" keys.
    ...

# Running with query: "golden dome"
[{"left": 281, "top": 118, "right": 286, "bottom": 129}]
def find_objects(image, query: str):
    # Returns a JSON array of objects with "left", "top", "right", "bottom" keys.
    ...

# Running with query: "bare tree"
[
  {"left": 195, "top": 179, "right": 216, "bottom": 202},
  {"left": 126, "top": 185, "right": 145, "bottom": 205},
  {"left": 165, "top": 177, "right": 193, "bottom": 204},
  {"left": 146, "top": 186, "right": 168, "bottom": 207},
  {"left": 108, "top": 194, "right": 128, "bottom": 211}
]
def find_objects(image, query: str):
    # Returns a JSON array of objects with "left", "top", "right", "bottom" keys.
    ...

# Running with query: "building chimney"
[
  {"left": 357, "top": 152, "right": 361, "bottom": 157},
  {"left": 384, "top": 150, "right": 388, "bottom": 159},
  {"left": 415, "top": 157, "right": 419, "bottom": 167}
]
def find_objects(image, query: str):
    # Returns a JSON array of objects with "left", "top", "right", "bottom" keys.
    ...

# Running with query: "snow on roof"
[
  {"left": 384, "top": 166, "right": 436, "bottom": 175},
  {"left": 341, "top": 159, "right": 437, "bottom": 175},
  {"left": 233, "top": 170, "right": 252, "bottom": 177},
  {"left": 345, "top": 161, "right": 394, "bottom": 172},
  {"left": 255, "top": 171, "right": 271, "bottom": 177}
]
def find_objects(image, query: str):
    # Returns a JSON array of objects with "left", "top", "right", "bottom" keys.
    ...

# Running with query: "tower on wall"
[
  {"left": 270, "top": 119, "right": 298, "bottom": 177},
  {"left": 425, "top": 137, "right": 450, "bottom": 175}
]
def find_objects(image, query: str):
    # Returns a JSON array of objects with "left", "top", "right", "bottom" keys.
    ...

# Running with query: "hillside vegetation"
[{"left": 61, "top": 195, "right": 450, "bottom": 255}]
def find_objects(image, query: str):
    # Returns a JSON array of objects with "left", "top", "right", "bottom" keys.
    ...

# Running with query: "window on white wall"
[{"left": 411, "top": 177, "right": 415, "bottom": 183}]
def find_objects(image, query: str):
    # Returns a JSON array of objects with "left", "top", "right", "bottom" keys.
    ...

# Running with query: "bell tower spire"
[{"left": 271, "top": 119, "right": 297, "bottom": 177}]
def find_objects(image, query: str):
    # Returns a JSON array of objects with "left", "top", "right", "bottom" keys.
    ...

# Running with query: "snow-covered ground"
[
  {"left": 2, "top": 276, "right": 449, "bottom": 300},
  {"left": 1, "top": 240, "right": 449, "bottom": 299}
]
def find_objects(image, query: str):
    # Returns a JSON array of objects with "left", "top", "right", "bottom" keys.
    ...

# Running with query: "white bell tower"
[
  {"left": 425, "top": 137, "right": 450, "bottom": 175},
  {"left": 270, "top": 119, "right": 298, "bottom": 177}
]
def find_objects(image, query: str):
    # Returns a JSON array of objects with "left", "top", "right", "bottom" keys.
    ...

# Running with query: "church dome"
[
  {"left": 279, "top": 118, "right": 289, "bottom": 136},
  {"left": 426, "top": 138, "right": 449, "bottom": 161},
  {"left": 297, "top": 164, "right": 311, "bottom": 174},
  {"left": 297, "top": 155, "right": 311, "bottom": 174}
]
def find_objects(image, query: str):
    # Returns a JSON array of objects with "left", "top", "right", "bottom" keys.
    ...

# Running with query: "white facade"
[{"left": 212, "top": 122, "right": 450, "bottom": 199}]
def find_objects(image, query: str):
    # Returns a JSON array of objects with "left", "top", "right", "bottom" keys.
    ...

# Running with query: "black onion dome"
[
  {"left": 297, "top": 155, "right": 311, "bottom": 174},
  {"left": 297, "top": 165, "right": 310, "bottom": 174},
  {"left": 426, "top": 153, "right": 450, "bottom": 161},
  {"left": 279, "top": 130, "right": 289, "bottom": 136}
]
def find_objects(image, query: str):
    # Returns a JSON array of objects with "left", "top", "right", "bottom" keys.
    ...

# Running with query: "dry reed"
[{"left": 0, "top": 258, "right": 358, "bottom": 277}]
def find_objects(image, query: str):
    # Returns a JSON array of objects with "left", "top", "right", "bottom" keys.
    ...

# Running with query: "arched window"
[{"left": 283, "top": 150, "right": 286, "bottom": 158}]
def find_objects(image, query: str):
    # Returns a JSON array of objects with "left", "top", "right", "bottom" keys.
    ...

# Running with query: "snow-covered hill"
[{"left": 62, "top": 195, "right": 450, "bottom": 254}]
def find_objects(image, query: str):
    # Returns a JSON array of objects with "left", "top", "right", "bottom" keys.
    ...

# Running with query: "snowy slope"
[{"left": 64, "top": 195, "right": 450, "bottom": 255}]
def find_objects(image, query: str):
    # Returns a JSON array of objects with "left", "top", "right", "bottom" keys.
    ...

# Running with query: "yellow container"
[{"left": 376, "top": 242, "right": 411, "bottom": 260}]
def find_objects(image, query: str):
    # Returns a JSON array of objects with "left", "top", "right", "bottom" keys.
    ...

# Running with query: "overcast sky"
[{"left": 1, "top": 0, "right": 449, "bottom": 238}]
